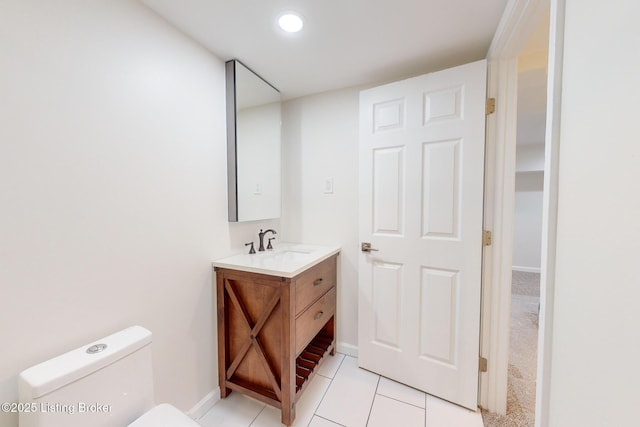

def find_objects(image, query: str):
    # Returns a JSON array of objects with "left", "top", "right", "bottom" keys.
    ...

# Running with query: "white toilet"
[{"left": 18, "top": 326, "right": 200, "bottom": 427}]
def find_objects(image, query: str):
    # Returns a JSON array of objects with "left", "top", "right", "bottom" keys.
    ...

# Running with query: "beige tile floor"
[{"left": 198, "top": 354, "right": 484, "bottom": 427}]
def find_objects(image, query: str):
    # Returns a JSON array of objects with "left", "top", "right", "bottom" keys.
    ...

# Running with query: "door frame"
[{"left": 480, "top": 0, "right": 564, "bottom": 425}]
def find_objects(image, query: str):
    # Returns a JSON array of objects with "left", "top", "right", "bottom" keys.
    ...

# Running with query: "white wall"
[
  {"left": 513, "top": 145, "right": 544, "bottom": 271},
  {"left": 512, "top": 191, "right": 543, "bottom": 271},
  {"left": 281, "top": 88, "right": 361, "bottom": 352},
  {"left": 514, "top": 54, "right": 546, "bottom": 273},
  {"left": 0, "top": 1, "right": 278, "bottom": 425},
  {"left": 548, "top": 0, "right": 640, "bottom": 425},
  {"left": 516, "top": 144, "right": 545, "bottom": 172}
]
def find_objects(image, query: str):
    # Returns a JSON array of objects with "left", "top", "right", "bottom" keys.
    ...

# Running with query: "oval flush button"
[{"left": 86, "top": 343, "right": 107, "bottom": 354}]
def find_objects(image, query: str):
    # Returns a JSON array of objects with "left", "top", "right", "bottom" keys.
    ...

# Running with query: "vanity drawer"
[
  {"left": 295, "top": 258, "right": 337, "bottom": 315},
  {"left": 295, "top": 287, "right": 336, "bottom": 356}
]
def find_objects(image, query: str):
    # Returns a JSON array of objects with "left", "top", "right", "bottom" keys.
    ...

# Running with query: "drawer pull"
[
  {"left": 313, "top": 278, "right": 324, "bottom": 286},
  {"left": 314, "top": 311, "right": 324, "bottom": 320}
]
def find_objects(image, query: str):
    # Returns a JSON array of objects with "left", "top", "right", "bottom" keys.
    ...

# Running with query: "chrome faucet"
[{"left": 258, "top": 229, "right": 277, "bottom": 251}]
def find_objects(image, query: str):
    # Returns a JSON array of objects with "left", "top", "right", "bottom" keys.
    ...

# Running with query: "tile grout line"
[
  {"left": 308, "top": 353, "right": 347, "bottom": 427},
  {"left": 364, "top": 375, "right": 381, "bottom": 426},
  {"left": 247, "top": 402, "right": 266, "bottom": 427},
  {"left": 312, "top": 414, "right": 348, "bottom": 427},
  {"left": 424, "top": 392, "right": 428, "bottom": 427},
  {"left": 375, "top": 392, "right": 428, "bottom": 411}
]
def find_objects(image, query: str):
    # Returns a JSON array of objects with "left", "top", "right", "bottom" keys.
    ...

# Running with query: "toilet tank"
[{"left": 18, "top": 326, "right": 155, "bottom": 427}]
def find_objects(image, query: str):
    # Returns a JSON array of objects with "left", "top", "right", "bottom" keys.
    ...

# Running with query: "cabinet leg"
[
  {"left": 220, "top": 385, "right": 232, "bottom": 398},
  {"left": 281, "top": 403, "right": 296, "bottom": 426}
]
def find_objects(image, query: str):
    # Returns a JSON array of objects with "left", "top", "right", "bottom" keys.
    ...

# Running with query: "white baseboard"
[
  {"left": 337, "top": 341, "right": 358, "bottom": 358},
  {"left": 187, "top": 389, "right": 220, "bottom": 420},
  {"left": 512, "top": 265, "right": 541, "bottom": 273}
]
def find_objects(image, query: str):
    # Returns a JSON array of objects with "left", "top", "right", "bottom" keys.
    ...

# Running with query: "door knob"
[{"left": 361, "top": 242, "right": 379, "bottom": 252}]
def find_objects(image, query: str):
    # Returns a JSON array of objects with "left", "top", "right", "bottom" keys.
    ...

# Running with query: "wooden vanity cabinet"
[{"left": 215, "top": 254, "right": 338, "bottom": 426}]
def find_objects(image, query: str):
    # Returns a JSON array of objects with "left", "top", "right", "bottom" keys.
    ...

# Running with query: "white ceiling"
[{"left": 141, "top": 0, "right": 509, "bottom": 100}]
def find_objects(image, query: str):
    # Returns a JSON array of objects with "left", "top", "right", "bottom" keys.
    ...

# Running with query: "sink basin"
[{"left": 212, "top": 243, "right": 340, "bottom": 277}]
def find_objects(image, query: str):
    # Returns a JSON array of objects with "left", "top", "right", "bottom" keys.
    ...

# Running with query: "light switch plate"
[{"left": 323, "top": 177, "right": 334, "bottom": 194}]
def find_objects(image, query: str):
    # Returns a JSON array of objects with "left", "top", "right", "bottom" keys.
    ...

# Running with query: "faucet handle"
[
  {"left": 245, "top": 242, "right": 256, "bottom": 254},
  {"left": 267, "top": 237, "right": 276, "bottom": 250}
]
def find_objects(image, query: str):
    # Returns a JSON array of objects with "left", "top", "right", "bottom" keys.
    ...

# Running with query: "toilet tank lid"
[{"left": 19, "top": 326, "right": 152, "bottom": 399}]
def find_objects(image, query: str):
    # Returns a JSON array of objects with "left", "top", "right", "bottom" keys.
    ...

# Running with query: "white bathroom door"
[{"left": 358, "top": 60, "right": 486, "bottom": 410}]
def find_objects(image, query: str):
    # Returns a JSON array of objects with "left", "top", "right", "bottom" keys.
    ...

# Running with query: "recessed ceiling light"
[{"left": 278, "top": 13, "right": 304, "bottom": 33}]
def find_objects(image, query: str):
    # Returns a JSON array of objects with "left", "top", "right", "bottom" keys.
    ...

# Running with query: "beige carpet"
[{"left": 482, "top": 271, "right": 539, "bottom": 427}]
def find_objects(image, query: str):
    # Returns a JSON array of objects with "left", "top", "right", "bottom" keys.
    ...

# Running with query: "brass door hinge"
[
  {"left": 486, "top": 98, "right": 496, "bottom": 115},
  {"left": 483, "top": 230, "right": 492, "bottom": 246},
  {"left": 479, "top": 356, "right": 488, "bottom": 373}
]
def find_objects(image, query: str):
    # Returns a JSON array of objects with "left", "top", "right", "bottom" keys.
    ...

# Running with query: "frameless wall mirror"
[{"left": 226, "top": 60, "right": 282, "bottom": 222}]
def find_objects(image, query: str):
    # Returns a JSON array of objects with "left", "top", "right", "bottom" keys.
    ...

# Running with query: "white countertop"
[{"left": 212, "top": 242, "right": 341, "bottom": 278}]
